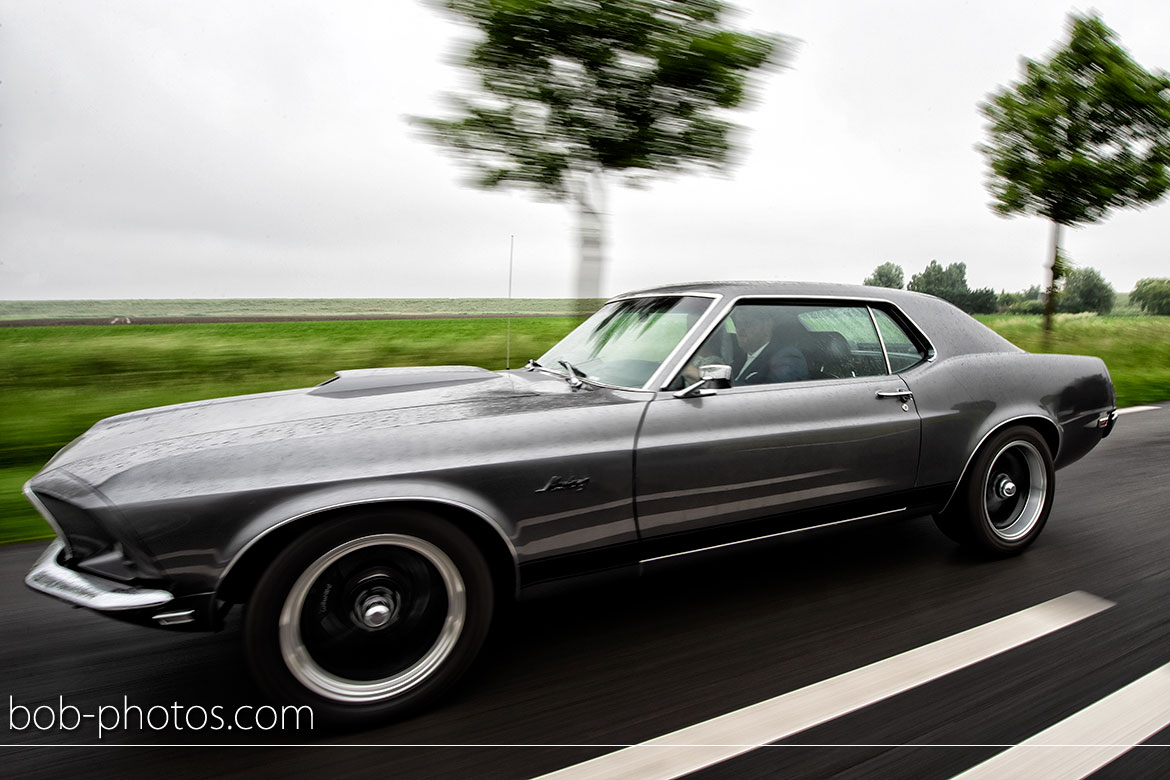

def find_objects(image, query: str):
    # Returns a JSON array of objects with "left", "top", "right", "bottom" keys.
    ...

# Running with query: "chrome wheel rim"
[
  {"left": 279, "top": 534, "right": 466, "bottom": 703},
  {"left": 982, "top": 440, "right": 1047, "bottom": 541}
]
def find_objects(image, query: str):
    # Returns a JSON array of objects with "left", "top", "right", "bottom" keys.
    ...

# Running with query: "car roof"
[
  {"left": 616, "top": 280, "right": 928, "bottom": 304},
  {"left": 612, "top": 280, "right": 1021, "bottom": 358}
]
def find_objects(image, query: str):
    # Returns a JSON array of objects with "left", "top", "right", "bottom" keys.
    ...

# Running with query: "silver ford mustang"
[{"left": 23, "top": 281, "right": 1116, "bottom": 725}]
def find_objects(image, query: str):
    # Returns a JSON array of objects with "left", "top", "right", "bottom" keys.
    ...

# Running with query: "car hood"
[{"left": 41, "top": 366, "right": 540, "bottom": 476}]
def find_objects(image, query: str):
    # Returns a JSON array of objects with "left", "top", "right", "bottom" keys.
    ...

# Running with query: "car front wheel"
[
  {"left": 244, "top": 510, "right": 494, "bottom": 726},
  {"left": 934, "top": 425, "right": 1055, "bottom": 555}
]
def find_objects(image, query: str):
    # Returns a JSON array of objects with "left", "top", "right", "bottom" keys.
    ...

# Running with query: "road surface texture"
[{"left": 2, "top": 406, "right": 1167, "bottom": 779}]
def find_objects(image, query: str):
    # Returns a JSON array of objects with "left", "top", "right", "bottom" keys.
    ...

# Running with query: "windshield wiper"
[
  {"left": 557, "top": 359, "right": 586, "bottom": 389},
  {"left": 525, "top": 358, "right": 593, "bottom": 390},
  {"left": 525, "top": 358, "right": 570, "bottom": 382}
]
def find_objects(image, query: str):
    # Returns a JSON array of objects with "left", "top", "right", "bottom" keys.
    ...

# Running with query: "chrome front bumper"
[
  {"left": 1100, "top": 409, "right": 1118, "bottom": 439},
  {"left": 25, "top": 540, "right": 174, "bottom": 612}
]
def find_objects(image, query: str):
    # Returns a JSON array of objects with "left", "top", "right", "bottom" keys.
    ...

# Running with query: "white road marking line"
[
  {"left": 532, "top": 591, "right": 1113, "bottom": 780},
  {"left": 951, "top": 662, "right": 1170, "bottom": 780},
  {"left": 1115, "top": 405, "right": 1161, "bottom": 415}
]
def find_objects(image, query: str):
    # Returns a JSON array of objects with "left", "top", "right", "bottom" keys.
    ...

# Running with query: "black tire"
[
  {"left": 933, "top": 425, "right": 1055, "bottom": 556},
  {"left": 243, "top": 509, "right": 494, "bottom": 727}
]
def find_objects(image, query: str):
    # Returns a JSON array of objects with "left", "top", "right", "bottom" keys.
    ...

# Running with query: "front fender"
[{"left": 213, "top": 478, "right": 519, "bottom": 594}]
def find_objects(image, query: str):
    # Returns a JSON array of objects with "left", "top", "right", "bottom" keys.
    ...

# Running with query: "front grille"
[{"left": 33, "top": 493, "right": 115, "bottom": 561}]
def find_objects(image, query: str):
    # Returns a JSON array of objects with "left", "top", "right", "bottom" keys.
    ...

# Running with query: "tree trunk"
[
  {"left": 1042, "top": 220, "right": 1062, "bottom": 341},
  {"left": 573, "top": 170, "right": 606, "bottom": 311}
]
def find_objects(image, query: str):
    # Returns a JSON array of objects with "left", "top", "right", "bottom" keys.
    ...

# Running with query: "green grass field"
[
  {"left": 976, "top": 314, "right": 1170, "bottom": 409},
  {"left": 0, "top": 298, "right": 605, "bottom": 320},
  {"left": 2, "top": 312, "right": 1166, "bottom": 544},
  {"left": 0, "top": 317, "right": 582, "bottom": 544}
]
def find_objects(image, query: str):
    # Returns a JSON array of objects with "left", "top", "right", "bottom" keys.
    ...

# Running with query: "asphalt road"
[{"left": 2, "top": 406, "right": 1168, "bottom": 779}]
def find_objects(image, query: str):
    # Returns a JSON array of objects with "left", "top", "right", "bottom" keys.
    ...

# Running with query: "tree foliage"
[
  {"left": 908, "top": 261, "right": 966, "bottom": 301},
  {"left": 1059, "top": 267, "right": 1115, "bottom": 314},
  {"left": 1131, "top": 278, "right": 1170, "bottom": 315},
  {"left": 863, "top": 262, "right": 904, "bottom": 289},
  {"left": 964, "top": 288, "right": 999, "bottom": 315},
  {"left": 998, "top": 285, "right": 1042, "bottom": 310},
  {"left": 982, "top": 14, "right": 1170, "bottom": 225},
  {"left": 1005, "top": 299, "right": 1047, "bottom": 315},
  {"left": 980, "top": 12, "right": 1170, "bottom": 331},
  {"left": 415, "top": 0, "right": 786, "bottom": 297},
  {"left": 907, "top": 261, "right": 996, "bottom": 314}
]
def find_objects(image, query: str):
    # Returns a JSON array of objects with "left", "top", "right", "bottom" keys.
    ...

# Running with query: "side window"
[
  {"left": 670, "top": 301, "right": 891, "bottom": 389},
  {"left": 727, "top": 304, "right": 812, "bottom": 385},
  {"left": 795, "top": 306, "right": 887, "bottom": 379},
  {"left": 870, "top": 308, "right": 928, "bottom": 372}
]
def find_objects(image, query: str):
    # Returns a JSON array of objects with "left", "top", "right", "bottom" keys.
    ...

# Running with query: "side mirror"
[
  {"left": 699, "top": 363, "right": 732, "bottom": 388},
  {"left": 674, "top": 363, "right": 733, "bottom": 398}
]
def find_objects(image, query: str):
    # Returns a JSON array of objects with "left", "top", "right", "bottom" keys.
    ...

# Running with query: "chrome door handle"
[{"left": 876, "top": 389, "right": 913, "bottom": 400}]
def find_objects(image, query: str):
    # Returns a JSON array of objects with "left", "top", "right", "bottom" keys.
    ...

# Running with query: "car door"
[{"left": 633, "top": 300, "right": 924, "bottom": 561}]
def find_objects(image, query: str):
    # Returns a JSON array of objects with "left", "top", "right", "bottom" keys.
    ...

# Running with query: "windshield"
[{"left": 536, "top": 295, "right": 712, "bottom": 388}]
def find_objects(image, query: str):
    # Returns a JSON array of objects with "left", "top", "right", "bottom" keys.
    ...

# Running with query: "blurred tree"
[
  {"left": 907, "top": 261, "right": 995, "bottom": 314},
  {"left": 980, "top": 12, "right": 1170, "bottom": 334},
  {"left": 908, "top": 260, "right": 969, "bottom": 302},
  {"left": 1060, "top": 267, "right": 1115, "bottom": 314},
  {"left": 863, "top": 262, "right": 904, "bottom": 289},
  {"left": 1130, "top": 278, "right": 1170, "bottom": 315},
  {"left": 964, "top": 287, "right": 998, "bottom": 315},
  {"left": 1006, "top": 299, "right": 1047, "bottom": 315},
  {"left": 998, "top": 290, "right": 1024, "bottom": 309},
  {"left": 415, "top": 0, "right": 787, "bottom": 299},
  {"left": 999, "top": 285, "right": 1042, "bottom": 310}
]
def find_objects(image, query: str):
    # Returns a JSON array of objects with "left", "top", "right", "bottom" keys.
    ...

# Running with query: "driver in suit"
[{"left": 731, "top": 307, "right": 809, "bottom": 385}]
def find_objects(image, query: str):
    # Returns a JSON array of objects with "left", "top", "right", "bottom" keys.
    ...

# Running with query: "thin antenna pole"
[{"left": 506, "top": 235, "right": 514, "bottom": 370}]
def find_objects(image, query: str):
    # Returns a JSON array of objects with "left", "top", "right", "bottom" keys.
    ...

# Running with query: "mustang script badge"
[{"left": 535, "top": 475, "right": 591, "bottom": 493}]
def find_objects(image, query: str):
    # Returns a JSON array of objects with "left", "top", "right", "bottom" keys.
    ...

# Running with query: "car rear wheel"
[
  {"left": 244, "top": 510, "right": 493, "bottom": 726},
  {"left": 934, "top": 425, "right": 1055, "bottom": 555}
]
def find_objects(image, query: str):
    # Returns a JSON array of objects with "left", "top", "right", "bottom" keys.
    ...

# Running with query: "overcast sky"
[{"left": 2, "top": 0, "right": 1167, "bottom": 301}]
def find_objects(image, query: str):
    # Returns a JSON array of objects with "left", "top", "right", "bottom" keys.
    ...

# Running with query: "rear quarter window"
[{"left": 870, "top": 307, "right": 928, "bottom": 371}]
